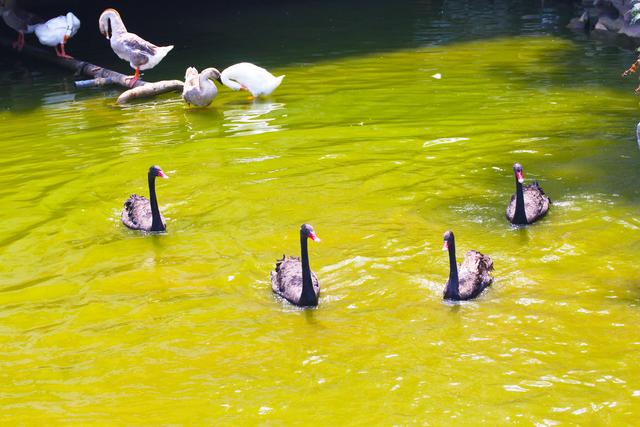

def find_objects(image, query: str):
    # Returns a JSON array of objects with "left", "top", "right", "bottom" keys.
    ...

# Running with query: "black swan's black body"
[
  {"left": 442, "top": 231, "right": 493, "bottom": 301},
  {"left": 506, "top": 163, "right": 550, "bottom": 225},
  {"left": 121, "top": 165, "right": 168, "bottom": 232},
  {"left": 270, "top": 224, "right": 320, "bottom": 307}
]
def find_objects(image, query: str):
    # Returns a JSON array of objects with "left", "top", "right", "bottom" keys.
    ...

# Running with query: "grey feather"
[
  {"left": 444, "top": 250, "right": 493, "bottom": 300},
  {"left": 270, "top": 255, "right": 320, "bottom": 305},
  {"left": 506, "top": 181, "right": 551, "bottom": 224},
  {"left": 121, "top": 194, "right": 165, "bottom": 231}
]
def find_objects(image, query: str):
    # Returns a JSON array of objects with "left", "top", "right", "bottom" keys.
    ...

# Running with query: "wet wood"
[
  {"left": 0, "top": 36, "right": 184, "bottom": 103},
  {"left": 0, "top": 36, "right": 147, "bottom": 88},
  {"left": 74, "top": 77, "right": 114, "bottom": 88},
  {"left": 116, "top": 79, "right": 184, "bottom": 104}
]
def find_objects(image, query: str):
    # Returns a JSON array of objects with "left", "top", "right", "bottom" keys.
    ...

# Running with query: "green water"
[{"left": 2, "top": 1, "right": 640, "bottom": 424}]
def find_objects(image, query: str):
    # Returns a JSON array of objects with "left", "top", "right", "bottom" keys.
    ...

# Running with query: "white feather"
[
  {"left": 220, "top": 62, "right": 284, "bottom": 97},
  {"left": 34, "top": 12, "right": 80, "bottom": 47}
]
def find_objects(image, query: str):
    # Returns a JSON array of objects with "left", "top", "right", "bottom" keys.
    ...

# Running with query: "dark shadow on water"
[
  {"left": 512, "top": 224, "right": 531, "bottom": 245},
  {"left": 183, "top": 105, "right": 224, "bottom": 119},
  {"left": 0, "top": 0, "right": 582, "bottom": 111},
  {"left": 444, "top": 301, "right": 463, "bottom": 312},
  {"left": 304, "top": 307, "right": 319, "bottom": 325}
]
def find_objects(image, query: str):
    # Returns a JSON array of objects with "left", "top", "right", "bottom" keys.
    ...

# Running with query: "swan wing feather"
[
  {"left": 457, "top": 250, "right": 493, "bottom": 299},
  {"left": 270, "top": 255, "right": 319, "bottom": 305},
  {"left": 506, "top": 182, "right": 551, "bottom": 224},
  {"left": 121, "top": 194, "right": 164, "bottom": 231},
  {"left": 506, "top": 193, "right": 517, "bottom": 221},
  {"left": 524, "top": 182, "right": 550, "bottom": 222}
]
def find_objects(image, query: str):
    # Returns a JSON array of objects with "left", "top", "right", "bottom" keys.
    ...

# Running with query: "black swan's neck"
[
  {"left": 513, "top": 180, "right": 528, "bottom": 225},
  {"left": 299, "top": 232, "right": 317, "bottom": 306},
  {"left": 148, "top": 173, "right": 164, "bottom": 232},
  {"left": 444, "top": 240, "right": 460, "bottom": 300}
]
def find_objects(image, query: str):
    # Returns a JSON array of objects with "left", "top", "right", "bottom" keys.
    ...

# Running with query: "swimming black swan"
[
  {"left": 121, "top": 165, "right": 169, "bottom": 232},
  {"left": 442, "top": 230, "right": 493, "bottom": 301},
  {"left": 506, "top": 163, "right": 550, "bottom": 225},
  {"left": 271, "top": 224, "right": 321, "bottom": 307}
]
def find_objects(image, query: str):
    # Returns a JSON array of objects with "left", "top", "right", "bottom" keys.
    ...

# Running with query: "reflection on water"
[
  {"left": 183, "top": 107, "right": 224, "bottom": 142},
  {"left": 42, "top": 92, "right": 76, "bottom": 106},
  {"left": 117, "top": 100, "right": 184, "bottom": 155},
  {"left": 223, "top": 101, "right": 286, "bottom": 137}
]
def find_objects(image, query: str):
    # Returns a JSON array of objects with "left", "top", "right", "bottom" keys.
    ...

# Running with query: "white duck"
[
  {"left": 182, "top": 67, "right": 220, "bottom": 107},
  {"left": 33, "top": 12, "right": 80, "bottom": 59},
  {"left": 220, "top": 62, "right": 284, "bottom": 97},
  {"left": 98, "top": 8, "right": 173, "bottom": 87}
]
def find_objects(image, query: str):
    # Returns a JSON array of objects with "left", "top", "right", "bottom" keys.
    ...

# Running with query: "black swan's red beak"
[
  {"left": 442, "top": 240, "right": 449, "bottom": 251},
  {"left": 516, "top": 170, "right": 524, "bottom": 184},
  {"left": 158, "top": 170, "right": 169, "bottom": 179},
  {"left": 309, "top": 231, "right": 321, "bottom": 242}
]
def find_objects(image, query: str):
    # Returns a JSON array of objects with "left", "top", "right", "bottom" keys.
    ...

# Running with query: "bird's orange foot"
[
  {"left": 126, "top": 69, "right": 141, "bottom": 88},
  {"left": 125, "top": 75, "right": 140, "bottom": 88},
  {"left": 12, "top": 39, "right": 24, "bottom": 51},
  {"left": 55, "top": 45, "right": 73, "bottom": 59},
  {"left": 55, "top": 50, "right": 73, "bottom": 59},
  {"left": 623, "top": 61, "right": 638, "bottom": 77},
  {"left": 13, "top": 33, "right": 26, "bottom": 51}
]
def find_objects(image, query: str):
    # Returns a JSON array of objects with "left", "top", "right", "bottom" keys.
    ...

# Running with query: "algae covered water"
[{"left": 1, "top": 0, "right": 640, "bottom": 424}]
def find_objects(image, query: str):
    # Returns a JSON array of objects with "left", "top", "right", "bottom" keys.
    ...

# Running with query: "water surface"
[{"left": 1, "top": 0, "right": 640, "bottom": 424}]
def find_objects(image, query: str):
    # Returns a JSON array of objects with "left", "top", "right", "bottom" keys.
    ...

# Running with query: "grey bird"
[{"left": 182, "top": 67, "right": 221, "bottom": 107}]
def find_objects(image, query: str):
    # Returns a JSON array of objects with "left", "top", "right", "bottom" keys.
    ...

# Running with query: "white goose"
[
  {"left": 34, "top": 12, "right": 80, "bottom": 59},
  {"left": 98, "top": 8, "right": 173, "bottom": 87},
  {"left": 220, "top": 62, "right": 284, "bottom": 98},
  {"left": 182, "top": 67, "right": 220, "bottom": 107}
]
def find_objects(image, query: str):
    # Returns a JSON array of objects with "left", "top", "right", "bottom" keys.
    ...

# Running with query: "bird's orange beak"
[{"left": 63, "top": 35, "right": 69, "bottom": 43}]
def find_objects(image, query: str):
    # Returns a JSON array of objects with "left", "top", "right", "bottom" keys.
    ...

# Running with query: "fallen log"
[
  {"left": 116, "top": 79, "right": 184, "bottom": 104},
  {"left": 0, "top": 36, "right": 185, "bottom": 103},
  {"left": 0, "top": 36, "right": 147, "bottom": 88},
  {"left": 75, "top": 77, "right": 114, "bottom": 88}
]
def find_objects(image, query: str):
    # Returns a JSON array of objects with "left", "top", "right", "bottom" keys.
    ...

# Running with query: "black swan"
[
  {"left": 121, "top": 165, "right": 169, "bottom": 232},
  {"left": 270, "top": 224, "right": 321, "bottom": 307},
  {"left": 506, "top": 163, "right": 550, "bottom": 225},
  {"left": 442, "top": 230, "right": 493, "bottom": 301}
]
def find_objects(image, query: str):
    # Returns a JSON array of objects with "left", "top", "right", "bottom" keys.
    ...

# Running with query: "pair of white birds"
[
  {"left": 96, "top": 8, "right": 284, "bottom": 103},
  {"left": 182, "top": 63, "right": 285, "bottom": 107},
  {"left": 0, "top": 0, "right": 80, "bottom": 58}
]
